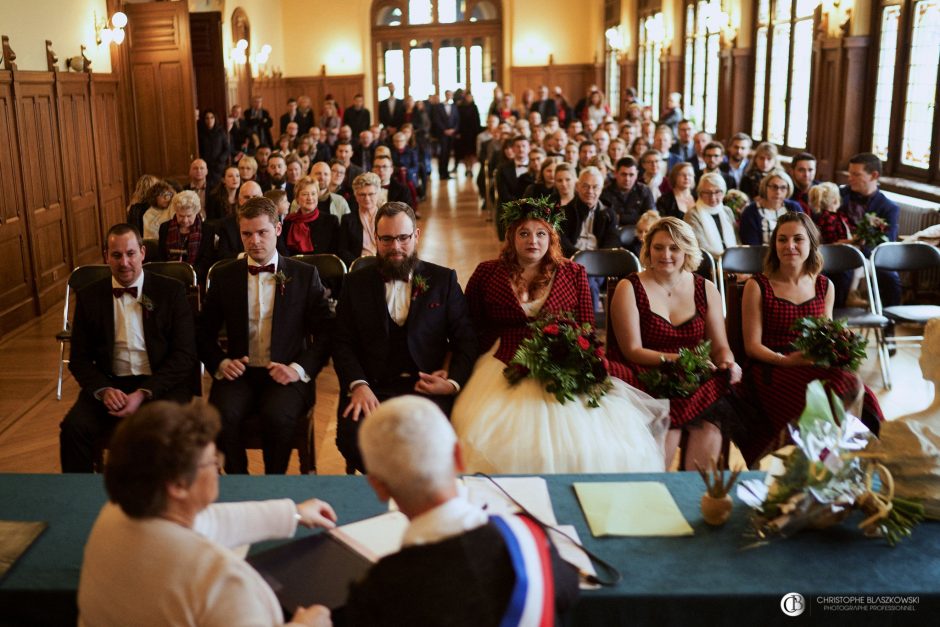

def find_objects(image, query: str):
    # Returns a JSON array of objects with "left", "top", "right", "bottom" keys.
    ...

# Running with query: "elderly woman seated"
[
  {"left": 684, "top": 172, "right": 739, "bottom": 259},
  {"left": 157, "top": 190, "right": 216, "bottom": 283},
  {"left": 78, "top": 401, "right": 336, "bottom": 627}
]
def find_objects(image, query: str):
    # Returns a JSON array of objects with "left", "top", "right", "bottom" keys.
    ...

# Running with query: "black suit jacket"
[
  {"left": 332, "top": 261, "right": 478, "bottom": 391},
  {"left": 383, "top": 179, "right": 413, "bottom": 208},
  {"left": 196, "top": 256, "right": 331, "bottom": 377},
  {"left": 495, "top": 163, "right": 534, "bottom": 204},
  {"left": 216, "top": 214, "right": 289, "bottom": 260},
  {"left": 600, "top": 182, "right": 655, "bottom": 226},
  {"left": 283, "top": 212, "right": 340, "bottom": 255},
  {"left": 243, "top": 107, "right": 273, "bottom": 147},
  {"left": 342, "top": 107, "right": 372, "bottom": 138},
  {"left": 559, "top": 198, "right": 620, "bottom": 257},
  {"left": 378, "top": 98, "right": 406, "bottom": 131},
  {"left": 337, "top": 212, "right": 368, "bottom": 267},
  {"left": 430, "top": 103, "right": 460, "bottom": 138},
  {"left": 530, "top": 98, "right": 558, "bottom": 119},
  {"left": 69, "top": 271, "right": 197, "bottom": 399}
]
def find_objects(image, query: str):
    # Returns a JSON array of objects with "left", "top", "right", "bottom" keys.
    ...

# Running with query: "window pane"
[
  {"left": 872, "top": 5, "right": 901, "bottom": 161},
  {"left": 900, "top": 0, "right": 940, "bottom": 169},
  {"left": 752, "top": 27, "right": 768, "bottom": 140},
  {"left": 438, "top": 42, "right": 466, "bottom": 95},
  {"left": 376, "top": 6, "right": 403, "bottom": 26},
  {"left": 378, "top": 47, "right": 405, "bottom": 100},
  {"left": 470, "top": 1, "right": 497, "bottom": 21},
  {"left": 775, "top": 0, "right": 792, "bottom": 20},
  {"left": 693, "top": 32, "right": 706, "bottom": 128},
  {"left": 438, "top": 0, "right": 466, "bottom": 23},
  {"left": 705, "top": 33, "right": 720, "bottom": 133},
  {"left": 409, "top": 0, "right": 433, "bottom": 25},
  {"left": 796, "top": 0, "right": 820, "bottom": 19},
  {"left": 607, "top": 48, "right": 621, "bottom": 118},
  {"left": 787, "top": 18, "right": 813, "bottom": 148},
  {"left": 409, "top": 45, "right": 434, "bottom": 100},
  {"left": 758, "top": 0, "right": 770, "bottom": 24},
  {"left": 684, "top": 38, "right": 693, "bottom": 117},
  {"left": 767, "top": 22, "right": 791, "bottom": 145}
]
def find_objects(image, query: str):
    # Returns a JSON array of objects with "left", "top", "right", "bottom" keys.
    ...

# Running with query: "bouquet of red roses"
[
  {"left": 503, "top": 312, "right": 612, "bottom": 407},
  {"left": 854, "top": 211, "right": 890, "bottom": 248},
  {"left": 791, "top": 316, "right": 868, "bottom": 371}
]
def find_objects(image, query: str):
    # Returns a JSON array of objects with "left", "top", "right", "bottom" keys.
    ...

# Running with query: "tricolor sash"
[{"left": 490, "top": 514, "right": 555, "bottom": 627}]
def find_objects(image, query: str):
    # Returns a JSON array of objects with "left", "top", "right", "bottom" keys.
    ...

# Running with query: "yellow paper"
[{"left": 574, "top": 482, "right": 694, "bottom": 537}]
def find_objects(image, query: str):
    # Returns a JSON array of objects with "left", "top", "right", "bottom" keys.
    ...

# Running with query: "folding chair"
[
  {"left": 294, "top": 253, "right": 347, "bottom": 311},
  {"left": 349, "top": 255, "right": 378, "bottom": 273},
  {"left": 871, "top": 242, "right": 940, "bottom": 353},
  {"left": 617, "top": 224, "right": 637, "bottom": 249},
  {"left": 697, "top": 249, "right": 716, "bottom": 282},
  {"left": 820, "top": 244, "right": 892, "bottom": 389},
  {"left": 717, "top": 245, "right": 767, "bottom": 317},
  {"left": 56, "top": 265, "right": 113, "bottom": 400},
  {"left": 145, "top": 260, "right": 199, "bottom": 312},
  {"left": 572, "top": 248, "right": 641, "bottom": 329}
]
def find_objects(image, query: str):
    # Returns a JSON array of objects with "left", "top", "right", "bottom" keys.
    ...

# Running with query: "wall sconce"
[
  {"left": 822, "top": 0, "right": 853, "bottom": 35},
  {"left": 231, "top": 39, "right": 248, "bottom": 64},
  {"left": 95, "top": 11, "right": 127, "bottom": 46},
  {"left": 644, "top": 14, "right": 666, "bottom": 46},
  {"left": 254, "top": 44, "right": 271, "bottom": 65},
  {"left": 605, "top": 25, "right": 628, "bottom": 57}
]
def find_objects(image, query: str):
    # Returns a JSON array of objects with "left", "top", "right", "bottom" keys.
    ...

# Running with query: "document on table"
[
  {"left": 574, "top": 482, "right": 694, "bottom": 537},
  {"left": 548, "top": 525, "right": 600, "bottom": 590},
  {"left": 0, "top": 520, "right": 47, "bottom": 580},
  {"left": 330, "top": 511, "right": 410, "bottom": 562},
  {"left": 462, "top": 475, "right": 558, "bottom": 525}
]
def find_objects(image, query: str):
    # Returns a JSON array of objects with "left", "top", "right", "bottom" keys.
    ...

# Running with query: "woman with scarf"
[
  {"left": 684, "top": 172, "right": 739, "bottom": 259},
  {"left": 283, "top": 176, "right": 339, "bottom": 255},
  {"left": 157, "top": 191, "right": 215, "bottom": 283}
]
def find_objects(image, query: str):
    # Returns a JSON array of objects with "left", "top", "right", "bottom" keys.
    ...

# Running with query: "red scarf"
[
  {"left": 285, "top": 208, "right": 320, "bottom": 253},
  {"left": 165, "top": 216, "right": 202, "bottom": 263}
]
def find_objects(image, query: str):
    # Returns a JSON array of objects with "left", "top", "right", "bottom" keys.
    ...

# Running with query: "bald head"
[
  {"left": 311, "top": 161, "right": 332, "bottom": 197},
  {"left": 189, "top": 159, "right": 207, "bottom": 183},
  {"left": 238, "top": 181, "right": 262, "bottom": 207}
]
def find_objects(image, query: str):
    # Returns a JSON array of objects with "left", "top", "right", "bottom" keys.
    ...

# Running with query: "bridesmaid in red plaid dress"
[
  {"left": 740, "top": 212, "right": 883, "bottom": 465},
  {"left": 451, "top": 200, "right": 669, "bottom": 474},
  {"left": 608, "top": 217, "right": 742, "bottom": 470}
]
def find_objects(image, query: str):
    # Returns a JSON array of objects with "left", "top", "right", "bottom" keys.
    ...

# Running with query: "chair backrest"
[
  {"left": 293, "top": 253, "right": 348, "bottom": 280},
  {"left": 718, "top": 245, "right": 767, "bottom": 275},
  {"left": 617, "top": 225, "right": 637, "bottom": 248},
  {"left": 206, "top": 258, "right": 239, "bottom": 291},
  {"left": 697, "top": 250, "right": 716, "bottom": 282},
  {"left": 142, "top": 238, "right": 159, "bottom": 255},
  {"left": 349, "top": 255, "right": 379, "bottom": 273},
  {"left": 872, "top": 241, "right": 940, "bottom": 272},
  {"left": 820, "top": 243, "right": 867, "bottom": 273},
  {"left": 144, "top": 261, "right": 197, "bottom": 287},
  {"left": 571, "top": 248, "right": 640, "bottom": 279},
  {"left": 63, "top": 265, "right": 112, "bottom": 329}
]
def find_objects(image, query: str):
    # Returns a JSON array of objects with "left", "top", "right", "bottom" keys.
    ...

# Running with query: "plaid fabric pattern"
[
  {"left": 465, "top": 260, "right": 594, "bottom": 364},
  {"left": 812, "top": 210, "right": 851, "bottom": 245},
  {"left": 164, "top": 215, "right": 202, "bottom": 264},
  {"left": 608, "top": 273, "right": 726, "bottom": 428},
  {"left": 739, "top": 273, "right": 884, "bottom": 464}
]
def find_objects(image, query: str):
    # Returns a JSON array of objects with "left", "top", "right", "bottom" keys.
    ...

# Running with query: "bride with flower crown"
[{"left": 451, "top": 198, "right": 669, "bottom": 474}]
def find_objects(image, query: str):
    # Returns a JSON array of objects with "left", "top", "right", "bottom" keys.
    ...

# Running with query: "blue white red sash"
[{"left": 490, "top": 514, "right": 555, "bottom": 627}]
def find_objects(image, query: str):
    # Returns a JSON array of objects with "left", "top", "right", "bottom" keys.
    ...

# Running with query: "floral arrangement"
[
  {"left": 412, "top": 274, "right": 429, "bottom": 300},
  {"left": 503, "top": 311, "right": 611, "bottom": 407},
  {"left": 274, "top": 270, "right": 292, "bottom": 296},
  {"left": 139, "top": 294, "right": 154, "bottom": 320},
  {"left": 791, "top": 317, "right": 868, "bottom": 371},
  {"left": 638, "top": 340, "right": 713, "bottom": 398},
  {"left": 737, "top": 381, "right": 925, "bottom": 547},
  {"left": 499, "top": 196, "right": 565, "bottom": 231},
  {"left": 723, "top": 189, "right": 749, "bottom": 218},
  {"left": 854, "top": 211, "right": 890, "bottom": 248}
]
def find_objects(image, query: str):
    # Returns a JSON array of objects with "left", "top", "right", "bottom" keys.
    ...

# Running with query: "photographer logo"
[{"left": 781, "top": 592, "right": 806, "bottom": 617}]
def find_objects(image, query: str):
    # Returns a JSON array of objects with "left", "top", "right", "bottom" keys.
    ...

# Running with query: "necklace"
[{"left": 651, "top": 274, "right": 682, "bottom": 297}]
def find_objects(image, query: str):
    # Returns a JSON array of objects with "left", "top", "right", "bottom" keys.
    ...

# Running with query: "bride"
[{"left": 451, "top": 198, "right": 669, "bottom": 473}]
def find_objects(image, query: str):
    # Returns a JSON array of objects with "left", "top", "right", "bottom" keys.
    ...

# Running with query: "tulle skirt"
[{"left": 452, "top": 341, "right": 671, "bottom": 474}]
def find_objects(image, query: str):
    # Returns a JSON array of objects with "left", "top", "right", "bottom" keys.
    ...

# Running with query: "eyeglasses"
[
  {"left": 198, "top": 452, "right": 224, "bottom": 473},
  {"left": 767, "top": 183, "right": 789, "bottom": 192},
  {"left": 377, "top": 232, "right": 415, "bottom": 245}
]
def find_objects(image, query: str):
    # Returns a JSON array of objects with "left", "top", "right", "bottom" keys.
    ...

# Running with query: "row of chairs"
[{"left": 572, "top": 241, "right": 940, "bottom": 390}]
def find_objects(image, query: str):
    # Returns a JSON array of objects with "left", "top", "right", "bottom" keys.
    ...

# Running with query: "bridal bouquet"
[
  {"left": 503, "top": 312, "right": 612, "bottom": 407},
  {"left": 737, "top": 381, "right": 925, "bottom": 546},
  {"left": 854, "top": 211, "right": 890, "bottom": 248},
  {"left": 638, "top": 340, "right": 713, "bottom": 398},
  {"left": 791, "top": 316, "right": 868, "bottom": 371}
]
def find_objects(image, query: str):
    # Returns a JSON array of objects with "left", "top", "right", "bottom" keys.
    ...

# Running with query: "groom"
[{"left": 332, "top": 201, "right": 478, "bottom": 473}]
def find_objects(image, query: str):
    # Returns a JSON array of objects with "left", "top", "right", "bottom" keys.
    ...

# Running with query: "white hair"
[
  {"left": 359, "top": 396, "right": 457, "bottom": 505},
  {"left": 697, "top": 171, "right": 727, "bottom": 194}
]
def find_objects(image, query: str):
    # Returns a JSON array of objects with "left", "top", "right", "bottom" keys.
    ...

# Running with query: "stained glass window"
[
  {"left": 871, "top": 6, "right": 901, "bottom": 161},
  {"left": 638, "top": 13, "right": 664, "bottom": 117},
  {"left": 900, "top": 0, "right": 939, "bottom": 168},
  {"left": 682, "top": 1, "right": 721, "bottom": 133}
]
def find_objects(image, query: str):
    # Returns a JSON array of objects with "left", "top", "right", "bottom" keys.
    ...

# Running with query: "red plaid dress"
[
  {"left": 739, "top": 273, "right": 884, "bottom": 464},
  {"left": 608, "top": 273, "right": 727, "bottom": 428}
]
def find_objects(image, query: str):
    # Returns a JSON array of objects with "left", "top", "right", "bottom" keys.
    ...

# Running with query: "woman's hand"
[
  {"left": 296, "top": 499, "right": 337, "bottom": 529},
  {"left": 715, "top": 360, "right": 742, "bottom": 384},
  {"left": 290, "top": 604, "right": 332, "bottom": 627},
  {"left": 776, "top": 350, "right": 814, "bottom": 367}
]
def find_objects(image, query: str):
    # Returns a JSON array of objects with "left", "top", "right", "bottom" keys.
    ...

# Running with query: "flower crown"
[{"left": 499, "top": 196, "right": 566, "bottom": 231}]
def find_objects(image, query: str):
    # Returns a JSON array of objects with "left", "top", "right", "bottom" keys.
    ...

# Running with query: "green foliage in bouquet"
[
  {"left": 854, "top": 211, "right": 890, "bottom": 248},
  {"left": 503, "top": 311, "right": 612, "bottom": 407},
  {"left": 791, "top": 316, "right": 868, "bottom": 371},
  {"left": 638, "top": 340, "right": 713, "bottom": 399}
]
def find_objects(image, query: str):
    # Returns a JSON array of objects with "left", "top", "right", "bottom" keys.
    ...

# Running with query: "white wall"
[{"left": 0, "top": 0, "right": 112, "bottom": 72}]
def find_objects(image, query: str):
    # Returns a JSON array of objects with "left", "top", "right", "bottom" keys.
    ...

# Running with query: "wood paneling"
[
  {"left": 249, "top": 75, "right": 366, "bottom": 121},
  {"left": 662, "top": 54, "right": 683, "bottom": 111},
  {"left": 126, "top": 1, "right": 197, "bottom": 181},
  {"left": 14, "top": 72, "right": 70, "bottom": 313},
  {"left": 716, "top": 47, "right": 753, "bottom": 144},
  {"left": 509, "top": 64, "right": 598, "bottom": 106},
  {"left": 90, "top": 75, "right": 126, "bottom": 233},
  {"left": 190, "top": 11, "right": 227, "bottom": 120}
]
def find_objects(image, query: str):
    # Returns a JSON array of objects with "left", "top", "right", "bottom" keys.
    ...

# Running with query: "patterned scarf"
[
  {"left": 285, "top": 208, "right": 321, "bottom": 253},
  {"left": 165, "top": 215, "right": 202, "bottom": 263}
]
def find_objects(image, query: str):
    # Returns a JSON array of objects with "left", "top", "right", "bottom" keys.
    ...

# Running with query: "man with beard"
[
  {"left": 331, "top": 202, "right": 477, "bottom": 473},
  {"left": 260, "top": 154, "right": 287, "bottom": 193}
]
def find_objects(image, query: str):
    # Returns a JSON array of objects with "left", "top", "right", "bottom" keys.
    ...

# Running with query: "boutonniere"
[
  {"left": 139, "top": 294, "right": 155, "bottom": 319},
  {"left": 274, "top": 270, "right": 292, "bottom": 296},
  {"left": 411, "top": 274, "right": 429, "bottom": 300}
]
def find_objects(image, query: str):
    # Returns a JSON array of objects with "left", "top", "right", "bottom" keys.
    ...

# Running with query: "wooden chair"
[{"left": 56, "top": 265, "right": 112, "bottom": 400}]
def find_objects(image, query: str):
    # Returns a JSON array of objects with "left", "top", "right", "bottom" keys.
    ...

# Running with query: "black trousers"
[
  {"left": 60, "top": 375, "right": 192, "bottom": 473},
  {"left": 336, "top": 375, "right": 455, "bottom": 474},
  {"left": 209, "top": 367, "right": 314, "bottom": 475},
  {"left": 437, "top": 135, "right": 454, "bottom": 177}
]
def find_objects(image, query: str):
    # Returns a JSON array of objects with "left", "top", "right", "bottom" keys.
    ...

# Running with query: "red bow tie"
[
  {"left": 248, "top": 264, "right": 275, "bottom": 275},
  {"left": 112, "top": 286, "right": 138, "bottom": 299}
]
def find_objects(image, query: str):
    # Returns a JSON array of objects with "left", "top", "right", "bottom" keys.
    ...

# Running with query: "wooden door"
[
  {"left": 190, "top": 11, "right": 227, "bottom": 122},
  {"left": 0, "top": 73, "right": 36, "bottom": 334},
  {"left": 90, "top": 75, "right": 127, "bottom": 233},
  {"left": 125, "top": 1, "right": 198, "bottom": 181}
]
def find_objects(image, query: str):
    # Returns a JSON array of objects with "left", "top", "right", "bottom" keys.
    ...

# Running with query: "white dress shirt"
[
  {"left": 576, "top": 207, "right": 599, "bottom": 251},
  {"left": 247, "top": 254, "right": 278, "bottom": 367},
  {"left": 385, "top": 278, "right": 413, "bottom": 327},
  {"left": 112, "top": 273, "right": 152, "bottom": 377},
  {"left": 401, "top": 495, "right": 488, "bottom": 548}
]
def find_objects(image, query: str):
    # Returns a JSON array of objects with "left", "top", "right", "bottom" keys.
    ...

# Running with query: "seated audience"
[
  {"left": 185, "top": 159, "right": 209, "bottom": 217},
  {"left": 739, "top": 141, "right": 778, "bottom": 199},
  {"left": 156, "top": 191, "right": 215, "bottom": 283},
  {"left": 284, "top": 177, "right": 339, "bottom": 255},
  {"left": 656, "top": 162, "right": 696, "bottom": 219},
  {"left": 720, "top": 132, "right": 752, "bottom": 189},
  {"left": 739, "top": 169, "right": 803, "bottom": 245},
  {"left": 699, "top": 141, "right": 736, "bottom": 190},
  {"left": 126, "top": 174, "right": 161, "bottom": 234},
  {"left": 205, "top": 166, "right": 240, "bottom": 221},
  {"left": 141, "top": 180, "right": 175, "bottom": 240},
  {"left": 670, "top": 119, "right": 695, "bottom": 161},
  {"left": 373, "top": 154, "right": 413, "bottom": 209},
  {"left": 308, "top": 161, "right": 351, "bottom": 220},
  {"left": 601, "top": 156, "right": 655, "bottom": 226},
  {"left": 78, "top": 400, "right": 335, "bottom": 627},
  {"left": 684, "top": 172, "right": 739, "bottom": 258},
  {"left": 496, "top": 134, "right": 532, "bottom": 206},
  {"left": 553, "top": 162, "right": 577, "bottom": 208}
]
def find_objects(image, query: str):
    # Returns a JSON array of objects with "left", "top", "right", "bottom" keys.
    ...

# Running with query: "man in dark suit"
[
  {"left": 332, "top": 202, "right": 477, "bottom": 473},
  {"left": 244, "top": 95, "right": 273, "bottom": 152},
  {"left": 342, "top": 396, "right": 578, "bottom": 626},
  {"left": 495, "top": 135, "right": 533, "bottom": 206},
  {"left": 60, "top": 224, "right": 197, "bottom": 472},
  {"left": 197, "top": 197, "right": 332, "bottom": 474},
  {"left": 217, "top": 181, "right": 287, "bottom": 260},
  {"left": 373, "top": 154, "right": 414, "bottom": 208},
  {"left": 431, "top": 91, "right": 460, "bottom": 180},
  {"left": 378, "top": 83, "right": 406, "bottom": 135},
  {"left": 353, "top": 130, "right": 376, "bottom": 172},
  {"left": 601, "top": 156, "right": 655, "bottom": 226},
  {"left": 529, "top": 85, "right": 558, "bottom": 120},
  {"left": 342, "top": 94, "right": 372, "bottom": 139},
  {"left": 279, "top": 97, "right": 300, "bottom": 135},
  {"left": 669, "top": 119, "right": 696, "bottom": 162}
]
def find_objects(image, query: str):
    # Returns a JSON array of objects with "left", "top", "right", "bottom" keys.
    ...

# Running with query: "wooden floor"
[{"left": 0, "top": 169, "right": 932, "bottom": 474}]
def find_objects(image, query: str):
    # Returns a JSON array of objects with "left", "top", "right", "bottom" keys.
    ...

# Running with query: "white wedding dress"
[{"left": 452, "top": 291, "right": 670, "bottom": 474}]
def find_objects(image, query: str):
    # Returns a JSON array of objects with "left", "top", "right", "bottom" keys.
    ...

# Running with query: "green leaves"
[
  {"left": 638, "top": 340, "right": 713, "bottom": 399},
  {"left": 791, "top": 316, "right": 868, "bottom": 371}
]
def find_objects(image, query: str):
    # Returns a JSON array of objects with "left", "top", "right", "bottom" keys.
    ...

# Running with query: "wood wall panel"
[
  {"left": 249, "top": 75, "right": 366, "bottom": 124},
  {"left": 509, "top": 64, "right": 598, "bottom": 106},
  {"left": 91, "top": 76, "right": 127, "bottom": 232},
  {"left": 14, "top": 73, "right": 70, "bottom": 312},
  {"left": 716, "top": 47, "right": 753, "bottom": 144},
  {"left": 0, "top": 75, "right": 35, "bottom": 335},
  {"left": 190, "top": 11, "right": 227, "bottom": 121}
]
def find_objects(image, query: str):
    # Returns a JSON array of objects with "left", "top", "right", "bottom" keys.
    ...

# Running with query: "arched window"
[
  {"left": 371, "top": 0, "right": 502, "bottom": 122},
  {"left": 638, "top": 12, "right": 664, "bottom": 117},
  {"left": 751, "top": 0, "right": 820, "bottom": 150},
  {"left": 871, "top": 0, "right": 940, "bottom": 182},
  {"left": 683, "top": 1, "right": 721, "bottom": 133}
]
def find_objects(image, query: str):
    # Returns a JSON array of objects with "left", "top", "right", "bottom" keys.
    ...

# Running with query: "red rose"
[
  {"left": 594, "top": 347, "right": 605, "bottom": 358},
  {"left": 543, "top": 323, "right": 560, "bottom": 335},
  {"left": 577, "top": 335, "right": 590, "bottom": 350}
]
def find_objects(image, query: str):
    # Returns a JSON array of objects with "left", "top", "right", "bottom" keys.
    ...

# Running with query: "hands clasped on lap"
[
  {"left": 217, "top": 356, "right": 301, "bottom": 384},
  {"left": 343, "top": 370, "right": 455, "bottom": 422}
]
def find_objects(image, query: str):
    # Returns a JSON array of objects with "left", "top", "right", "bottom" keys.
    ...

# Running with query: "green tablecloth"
[{"left": 1, "top": 472, "right": 937, "bottom": 626}]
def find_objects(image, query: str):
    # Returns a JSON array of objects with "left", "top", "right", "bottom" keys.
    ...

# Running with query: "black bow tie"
[
  {"left": 248, "top": 264, "right": 275, "bottom": 275},
  {"left": 112, "top": 286, "right": 138, "bottom": 299}
]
